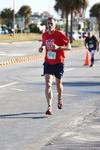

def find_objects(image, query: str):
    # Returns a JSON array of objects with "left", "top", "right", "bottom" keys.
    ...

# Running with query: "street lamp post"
[
  {"left": 99, "top": 11, "right": 100, "bottom": 38},
  {"left": 13, "top": 0, "right": 15, "bottom": 36}
]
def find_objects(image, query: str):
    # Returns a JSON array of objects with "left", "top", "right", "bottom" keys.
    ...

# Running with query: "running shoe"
[
  {"left": 45, "top": 107, "right": 53, "bottom": 115},
  {"left": 57, "top": 99, "right": 63, "bottom": 109},
  {"left": 90, "top": 64, "right": 93, "bottom": 67}
]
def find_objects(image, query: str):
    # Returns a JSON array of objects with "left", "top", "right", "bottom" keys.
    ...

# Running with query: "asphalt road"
[{"left": 0, "top": 42, "right": 100, "bottom": 150}]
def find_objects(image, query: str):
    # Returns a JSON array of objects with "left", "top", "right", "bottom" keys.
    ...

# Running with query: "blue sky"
[{"left": 0, "top": 0, "right": 99, "bottom": 18}]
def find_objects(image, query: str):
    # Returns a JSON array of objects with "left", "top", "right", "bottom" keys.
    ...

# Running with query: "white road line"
[
  {"left": 11, "top": 88, "right": 24, "bottom": 91},
  {"left": 62, "top": 93, "right": 77, "bottom": 96},
  {"left": 6, "top": 53, "right": 26, "bottom": 56},
  {"left": 0, "top": 53, "right": 25, "bottom": 56},
  {"left": 64, "top": 68, "right": 75, "bottom": 72},
  {"left": 0, "top": 82, "right": 18, "bottom": 89},
  {"left": 54, "top": 92, "right": 77, "bottom": 97},
  {"left": 0, "top": 52, "right": 7, "bottom": 55}
]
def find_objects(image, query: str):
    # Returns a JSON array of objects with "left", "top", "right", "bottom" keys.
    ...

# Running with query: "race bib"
[
  {"left": 47, "top": 51, "right": 56, "bottom": 59},
  {"left": 89, "top": 44, "right": 94, "bottom": 48}
]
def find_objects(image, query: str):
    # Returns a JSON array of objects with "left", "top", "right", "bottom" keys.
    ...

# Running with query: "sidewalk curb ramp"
[{"left": 0, "top": 54, "right": 44, "bottom": 68}]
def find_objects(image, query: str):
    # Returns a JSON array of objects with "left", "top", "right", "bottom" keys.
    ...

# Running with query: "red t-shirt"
[{"left": 42, "top": 30, "right": 70, "bottom": 64}]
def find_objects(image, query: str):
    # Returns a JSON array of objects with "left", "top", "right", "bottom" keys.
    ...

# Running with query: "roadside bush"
[{"left": 29, "top": 23, "right": 41, "bottom": 33}]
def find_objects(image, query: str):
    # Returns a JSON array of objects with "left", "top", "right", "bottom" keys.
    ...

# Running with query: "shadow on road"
[
  {"left": 63, "top": 81, "right": 100, "bottom": 87},
  {"left": 0, "top": 112, "right": 48, "bottom": 119}
]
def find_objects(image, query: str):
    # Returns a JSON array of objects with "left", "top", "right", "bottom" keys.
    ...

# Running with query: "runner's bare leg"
[
  {"left": 45, "top": 74, "right": 53, "bottom": 107},
  {"left": 56, "top": 78, "right": 63, "bottom": 100}
]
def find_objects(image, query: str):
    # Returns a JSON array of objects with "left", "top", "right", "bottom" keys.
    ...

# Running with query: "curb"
[{"left": 0, "top": 54, "right": 44, "bottom": 68}]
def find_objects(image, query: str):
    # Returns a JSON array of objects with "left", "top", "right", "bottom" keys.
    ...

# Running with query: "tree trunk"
[
  {"left": 65, "top": 11, "right": 68, "bottom": 36},
  {"left": 70, "top": 9, "right": 73, "bottom": 43},
  {"left": 99, "top": 17, "right": 100, "bottom": 38}
]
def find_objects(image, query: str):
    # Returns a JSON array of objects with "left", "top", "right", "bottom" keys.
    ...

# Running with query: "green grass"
[
  {"left": 0, "top": 33, "right": 84, "bottom": 47},
  {"left": 71, "top": 40, "right": 84, "bottom": 47},
  {"left": 0, "top": 33, "right": 42, "bottom": 42}
]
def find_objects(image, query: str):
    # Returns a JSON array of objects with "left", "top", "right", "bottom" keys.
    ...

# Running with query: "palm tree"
[
  {"left": 17, "top": 5, "right": 32, "bottom": 31},
  {"left": 90, "top": 2, "right": 100, "bottom": 38},
  {"left": 54, "top": 0, "right": 70, "bottom": 36},
  {"left": 84, "top": 18, "right": 91, "bottom": 31},
  {"left": 0, "top": 8, "right": 13, "bottom": 27},
  {"left": 54, "top": 0, "right": 88, "bottom": 42}
]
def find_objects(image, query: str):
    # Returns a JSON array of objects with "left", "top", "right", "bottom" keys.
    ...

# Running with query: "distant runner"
[{"left": 84, "top": 32, "right": 99, "bottom": 67}]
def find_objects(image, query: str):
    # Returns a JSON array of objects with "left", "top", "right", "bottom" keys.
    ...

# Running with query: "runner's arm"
[
  {"left": 84, "top": 38, "right": 88, "bottom": 49},
  {"left": 52, "top": 42, "right": 71, "bottom": 51},
  {"left": 39, "top": 44, "right": 46, "bottom": 53},
  {"left": 96, "top": 40, "right": 99, "bottom": 51},
  {"left": 58, "top": 43, "right": 71, "bottom": 51}
]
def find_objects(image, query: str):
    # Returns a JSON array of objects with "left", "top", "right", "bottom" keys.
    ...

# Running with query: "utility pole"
[
  {"left": 13, "top": 0, "right": 15, "bottom": 36},
  {"left": 99, "top": 11, "right": 100, "bottom": 38}
]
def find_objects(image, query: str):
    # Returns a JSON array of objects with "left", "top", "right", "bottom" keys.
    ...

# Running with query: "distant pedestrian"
[
  {"left": 84, "top": 32, "right": 99, "bottom": 67},
  {"left": 39, "top": 17, "right": 71, "bottom": 115}
]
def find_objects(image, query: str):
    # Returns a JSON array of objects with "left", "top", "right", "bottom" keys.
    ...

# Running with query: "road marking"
[
  {"left": 54, "top": 91, "right": 77, "bottom": 97},
  {"left": 0, "top": 52, "right": 7, "bottom": 55},
  {"left": 0, "top": 82, "right": 18, "bottom": 89},
  {"left": 0, "top": 51, "right": 26, "bottom": 56},
  {"left": 64, "top": 68, "right": 75, "bottom": 72},
  {"left": 62, "top": 93, "right": 77, "bottom": 96},
  {"left": 61, "top": 131, "right": 75, "bottom": 137},
  {"left": 6, "top": 53, "right": 26, "bottom": 56},
  {"left": 73, "top": 133, "right": 100, "bottom": 141},
  {"left": 97, "top": 61, "right": 100, "bottom": 63},
  {"left": 62, "top": 131, "right": 100, "bottom": 141},
  {"left": 11, "top": 88, "right": 24, "bottom": 91}
]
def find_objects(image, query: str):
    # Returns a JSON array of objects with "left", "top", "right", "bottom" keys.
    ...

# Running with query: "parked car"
[
  {"left": 68, "top": 31, "right": 82, "bottom": 40},
  {"left": 0, "top": 26, "right": 13, "bottom": 35}
]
